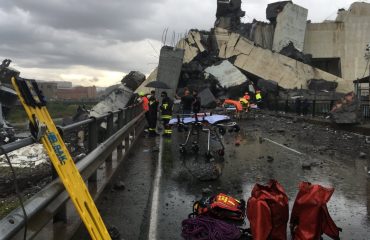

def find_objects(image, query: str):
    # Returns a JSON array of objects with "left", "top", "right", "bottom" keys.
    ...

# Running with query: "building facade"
[{"left": 304, "top": 2, "right": 370, "bottom": 81}]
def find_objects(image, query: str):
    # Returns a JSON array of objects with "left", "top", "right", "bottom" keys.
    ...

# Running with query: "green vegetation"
[{"left": 7, "top": 102, "right": 95, "bottom": 123}]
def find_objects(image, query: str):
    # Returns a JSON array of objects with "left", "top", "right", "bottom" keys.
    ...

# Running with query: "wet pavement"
[
  {"left": 155, "top": 113, "right": 370, "bottom": 240},
  {"left": 88, "top": 113, "right": 370, "bottom": 239}
]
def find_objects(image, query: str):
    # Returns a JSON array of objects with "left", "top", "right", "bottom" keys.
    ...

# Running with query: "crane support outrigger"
[{"left": 11, "top": 77, "right": 111, "bottom": 240}]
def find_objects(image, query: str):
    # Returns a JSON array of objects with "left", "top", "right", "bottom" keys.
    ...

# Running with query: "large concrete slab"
[
  {"left": 205, "top": 60, "right": 247, "bottom": 88},
  {"left": 215, "top": 32, "right": 351, "bottom": 92},
  {"left": 90, "top": 85, "right": 133, "bottom": 118}
]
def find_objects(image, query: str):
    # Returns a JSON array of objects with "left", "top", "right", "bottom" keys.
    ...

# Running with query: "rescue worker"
[
  {"left": 147, "top": 93, "right": 159, "bottom": 137},
  {"left": 244, "top": 92, "right": 251, "bottom": 101},
  {"left": 192, "top": 90, "right": 201, "bottom": 114},
  {"left": 160, "top": 91, "right": 173, "bottom": 136},
  {"left": 255, "top": 90, "right": 263, "bottom": 108},
  {"left": 240, "top": 92, "right": 250, "bottom": 112},
  {"left": 139, "top": 92, "right": 150, "bottom": 129},
  {"left": 181, "top": 89, "right": 194, "bottom": 114}
]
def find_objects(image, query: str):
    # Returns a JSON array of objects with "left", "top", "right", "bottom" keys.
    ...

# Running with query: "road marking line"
[
  {"left": 263, "top": 137, "right": 303, "bottom": 155},
  {"left": 148, "top": 136, "right": 163, "bottom": 240}
]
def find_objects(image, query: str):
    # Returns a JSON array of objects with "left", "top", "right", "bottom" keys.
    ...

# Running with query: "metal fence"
[
  {"left": 0, "top": 104, "right": 145, "bottom": 240},
  {"left": 265, "top": 98, "right": 370, "bottom": 120}
]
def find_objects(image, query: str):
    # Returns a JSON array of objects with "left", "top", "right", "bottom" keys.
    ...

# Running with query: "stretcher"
[
  {"left": 170, "top": 113, "right": 240, "bottom": 160},
  {"left": 12, "top": 77, "right": 111, "bottom": 240}
]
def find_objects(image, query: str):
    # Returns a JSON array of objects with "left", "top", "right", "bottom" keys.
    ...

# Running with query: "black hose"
[{"left": 0, "top": 146, "right": 28, "bottom": 240}]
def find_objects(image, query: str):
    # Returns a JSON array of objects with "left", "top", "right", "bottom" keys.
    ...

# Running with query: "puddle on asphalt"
[{"left": 157, "top": 123, "right": 370, "bottom": 239}]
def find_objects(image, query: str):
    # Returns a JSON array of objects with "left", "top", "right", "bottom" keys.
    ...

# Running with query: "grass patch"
[{"left": 0, "top": 196, "right": 21, "bottom": 219}]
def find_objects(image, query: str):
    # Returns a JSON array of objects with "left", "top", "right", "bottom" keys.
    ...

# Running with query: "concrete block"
[
  {"left": 272, "top": 2, "right": 308, "bottom": 52},
  {"left": 205, "top": 60, "right": 247, "bottom": 88},
  {"left": 156, "top": 46, "right": 184, "bottom": 98}
]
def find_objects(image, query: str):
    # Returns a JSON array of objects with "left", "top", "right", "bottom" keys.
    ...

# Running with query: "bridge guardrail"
[
  {"left": 266, "top": 98, "right": 370, "bottom": 120},
  {"left": 0, "top": 104, "right": 145, "bottom": 240}
]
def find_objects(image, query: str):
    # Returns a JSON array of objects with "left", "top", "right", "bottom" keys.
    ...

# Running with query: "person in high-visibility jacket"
[
  {"left": 255, "top": 90, "right": 262, "bottom": 108},
  {"left": 240, "top": 92, "right": 250, "bottom": 112},
  {"left": 139, "top": 92, "right": 150, "bottom": 130},
  {"left": 160, "top": 91, "right": 173, "bottom": 136}
]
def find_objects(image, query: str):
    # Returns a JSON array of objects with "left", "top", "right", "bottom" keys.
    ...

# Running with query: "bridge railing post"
[
  {"left": 53, "top": 128, "right": 67, "bottom": 223},
  {"left": 312, "top": 100, "right": 316, "bottom": 117},
  {"left": 105, "top": 112, "right": 114, "bottom": 164},
  {"left": 88, "top": 117, "right": 98, "bottom": 183},
  {"left": 117, "top": 109, "right": 124, "bottom": 152}
]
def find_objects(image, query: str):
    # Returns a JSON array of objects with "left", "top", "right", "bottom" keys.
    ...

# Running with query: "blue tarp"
[{"left": 169, "top": 114, "right": 230, "bottom": 125}]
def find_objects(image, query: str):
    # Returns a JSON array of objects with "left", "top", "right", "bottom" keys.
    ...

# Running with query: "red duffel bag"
[
  {"left": 247, "top": 179, "right": 289, "bottom": 240},
  {"left": 290, "top": 182, "right": 341, "bottom": 240}
]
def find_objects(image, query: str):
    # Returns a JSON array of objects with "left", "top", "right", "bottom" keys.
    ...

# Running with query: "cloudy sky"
[{"left": 0, "top": 0, "right": 365, "bottom": 87}]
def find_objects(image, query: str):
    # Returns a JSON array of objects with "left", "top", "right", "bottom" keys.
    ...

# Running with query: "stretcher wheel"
[
  {"left": 233, "top": 125, "right": 240, "bottom": 132},
  {"left": 205, "top": 151, "right": 213, "bottom": 159},
  {"left": 191, "top": 142, "right": 199, "bottom": 153},
  {"left": 179, "top": 146, "right": 186, "bottom": 154},
  {"left": 217, "top": 149, "right": 225, "bottom": 156},
  {"left": 178, "top": 125, "right": 184, "bottom": 132},
  {"left": 219, "top": 127, "right": 226, "bottom": 135},
  {"left": 192, "top": 145, "right": 199, "bottom": 153}
]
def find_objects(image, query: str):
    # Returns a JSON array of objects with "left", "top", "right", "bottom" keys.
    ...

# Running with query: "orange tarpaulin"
[{"left": 224, "top": 99, "right": 243, "bottom": 112}]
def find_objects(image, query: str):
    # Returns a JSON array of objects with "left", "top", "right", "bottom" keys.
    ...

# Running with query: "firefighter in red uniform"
[{"left": 160, "top": 91, "right": 173, "bottom": 136}]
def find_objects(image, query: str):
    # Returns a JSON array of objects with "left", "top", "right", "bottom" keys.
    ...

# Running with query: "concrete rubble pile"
[
  {"left": 90, "top": 71, "right": 146, "bottom": 119},
  {"left": 134, "top": 0, "right": 357, "bottom": 106},
  {"left": 121, "top": 71, "right": 146, "bottom": 91},
  {"left": 330, "top": 92, "right": 361, "bottom": 124}
]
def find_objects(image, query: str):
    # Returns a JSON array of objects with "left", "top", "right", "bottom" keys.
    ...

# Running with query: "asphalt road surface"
[{"left": 78, "top": 113, "right": 370, "bottom": 240}]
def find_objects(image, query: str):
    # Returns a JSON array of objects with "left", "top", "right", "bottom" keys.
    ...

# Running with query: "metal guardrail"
[
  {"left": 265, "top": 98, "right": 334, "bottom": 117},
  {"left": 0, "top": 104, "right": 145, "bottom": 240},
  {"left": 265, "top": 98, "right": 370, "bottom": 120}
]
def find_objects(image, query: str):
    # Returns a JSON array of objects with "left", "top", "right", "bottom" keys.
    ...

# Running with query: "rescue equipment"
[
  {"left": 182, "top": 215, "right": 242, "bottom": 240},
  {"left": 247, "top": 179, "right": 289, "bottom": 240},
  {"left": 223, "top": 99, "right": 243, "bottom": 112},
  {"left": 290, "top": 182, "right": 341, "bottom": 240},
  {"left": 12, "top": 77, "right": 111, "bottom": 240},
  {"left": 191, "top": 193, "right": 246, "bottom": 221}
]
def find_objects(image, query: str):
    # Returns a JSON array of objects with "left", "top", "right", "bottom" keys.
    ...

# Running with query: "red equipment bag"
[
  {"left": 192, "top": 193, "right": 246, "bottom": 221},
  {"left": 290, "top": 182, "right": 341, "bottom": 240},
  {"left": 247, "top": 179, "right": 289, "bottom": 240}
]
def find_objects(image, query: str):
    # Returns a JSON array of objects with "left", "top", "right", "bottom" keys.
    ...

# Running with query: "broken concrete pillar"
[
  {"left": 156, "top": 46, "right": 184, "bottom": 98},
  {"left": 215, "top": 0, "right": 245, "bottom": 30},
  {"left": 272, "top": 2, "right": 308, "bottom": 52}
]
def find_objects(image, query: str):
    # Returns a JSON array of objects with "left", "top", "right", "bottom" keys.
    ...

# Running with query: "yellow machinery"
[{"left": 12, "top": 77, "right": 111, "bottom": 240}]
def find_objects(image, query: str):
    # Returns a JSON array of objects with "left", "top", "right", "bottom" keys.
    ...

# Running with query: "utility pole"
[{"left": 364, "top": 43, "right": 370, "bottom": 101}]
